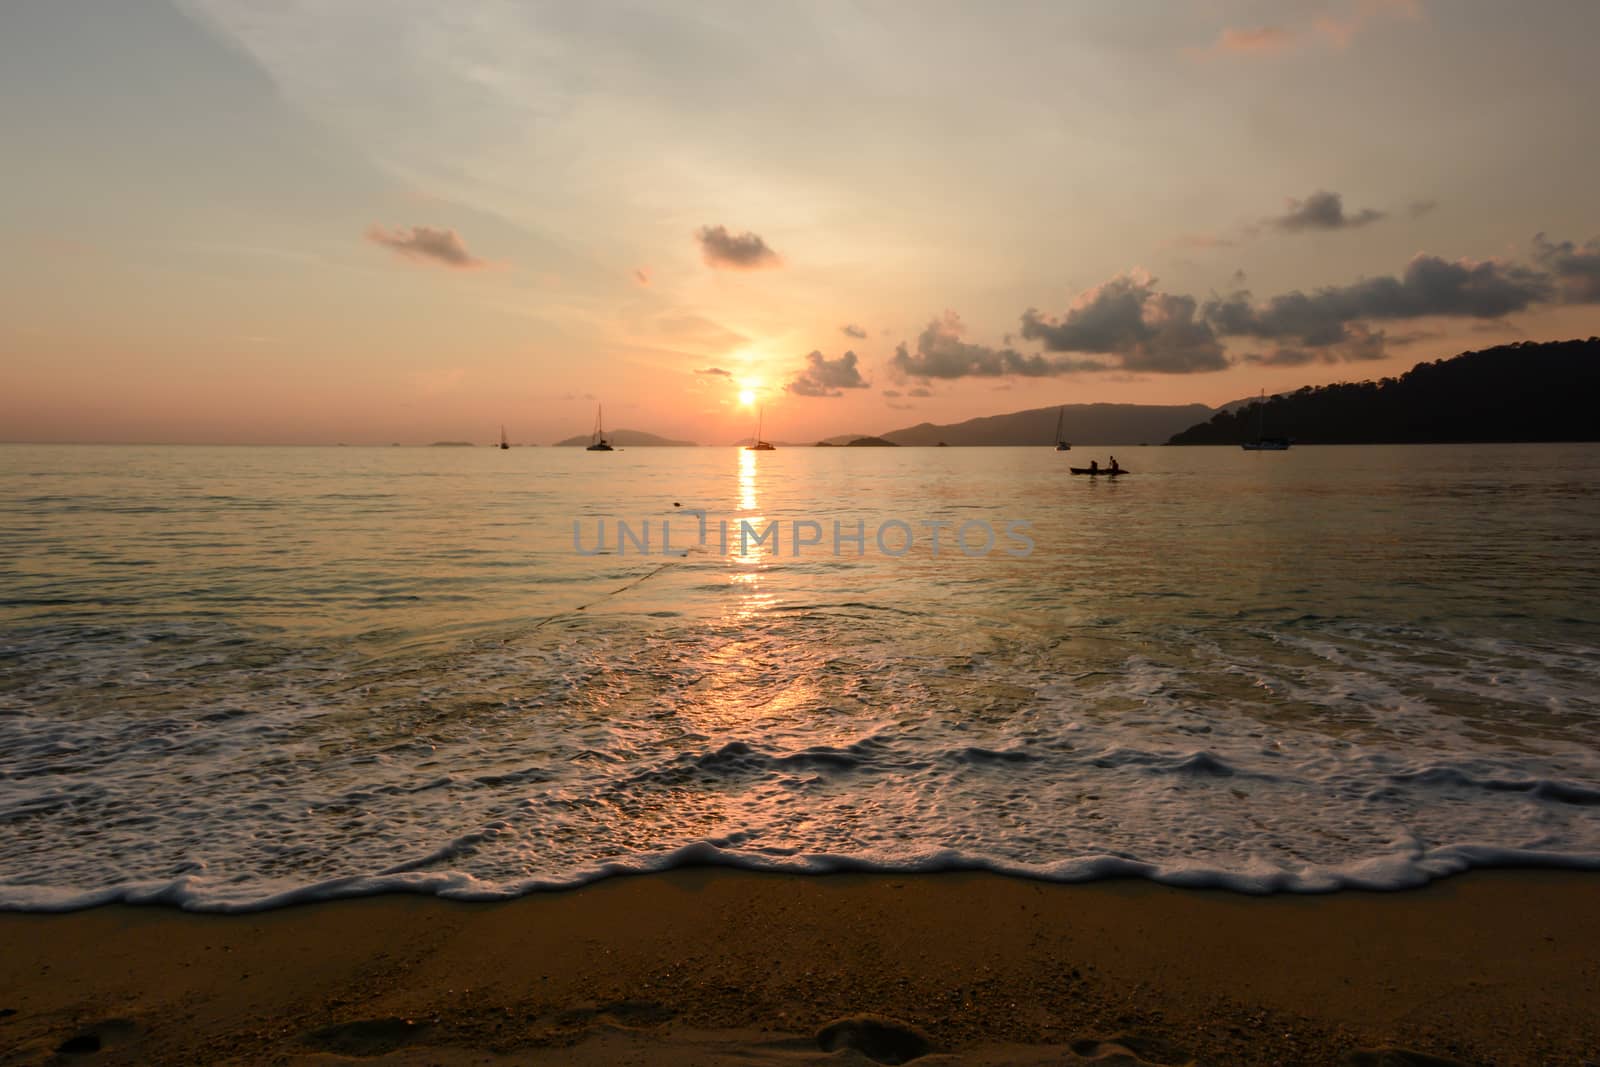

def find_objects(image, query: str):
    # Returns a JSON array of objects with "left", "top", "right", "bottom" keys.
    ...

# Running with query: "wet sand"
[{"left": 1, "top": 868, "right": 1597, "bottom": 1065}]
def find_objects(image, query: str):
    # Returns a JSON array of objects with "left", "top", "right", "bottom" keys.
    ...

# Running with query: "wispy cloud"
[
  {"left": 364, "top": 224, "right": 487, "bottom": 269},
  {"left": 1200, "top": 1, "right": 1422, "bottom": 59},
  {"left": 1208, "top": 26, "right": 1296, "bottom": 56},
  {"left": 1166, "top": 232, "right": 1236, "bottom": 249},
  {"left": 840, "top": 323, "right": 868, "bottom": 339},
  {"left": 1315, "top": 0, "right": 1423, "bottom": 49},
  {"left": 696, "top": 225, "right": 782, "bottom": 271},
  {"left": 633, "top": 267, "right": 652, "bottom": 286}
]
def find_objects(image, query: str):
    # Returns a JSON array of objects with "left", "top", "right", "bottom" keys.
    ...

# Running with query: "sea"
[{"left": 1, "top": 442, "right": 1597, "bottom": 911}]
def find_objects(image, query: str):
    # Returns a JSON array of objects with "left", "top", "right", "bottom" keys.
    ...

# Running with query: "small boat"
[
  {"left": 1241, "top": 390, "right": 1291, "bottom": 450},
  {"left": 1053, "top": 407, "right": 1071, "bottom": 451},
  {"left": 499, "top": 425, "right": 510, "bottom": 450},
  {"left": 586, "top": 404, "right": 614, "bottom": 451},
  {"left": 746, "top": 407, "right": 775, "bottom": 451},
  {"left": 1070, "top": 467, "right": 1128, "bottom": 476}
]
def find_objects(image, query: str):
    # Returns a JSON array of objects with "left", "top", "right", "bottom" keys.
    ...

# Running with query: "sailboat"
[
  {"left": 586, "top": 404, "right": 614, "bottom": 451},
  {"left": 1053, "top": 407, "right": 1071, "bottom": 451},
  {"left": 746, "top": 407, "right": 775, "bottom": 451},
  {"left": 499, "top": 425, "right": 510, "bottom": 450},
  {"left": 1241, "top": 390, "right": 1291, "bottom": 451}
]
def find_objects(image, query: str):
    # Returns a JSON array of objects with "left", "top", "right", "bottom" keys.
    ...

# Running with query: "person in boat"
[
  {"left": 1088, "top": 460, "right": 1099, "bottom": 474},
  {"left": 1108, "top": 455, "right": 1121, "bottom": 473}
]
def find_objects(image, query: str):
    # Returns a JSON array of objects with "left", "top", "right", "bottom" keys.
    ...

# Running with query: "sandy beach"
[{"left": 1, "top": 868, "right": 1596, "bottom": 1065}]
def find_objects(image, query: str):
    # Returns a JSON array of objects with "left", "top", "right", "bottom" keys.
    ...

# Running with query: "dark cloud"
[
  {"left": 695, "top": 367, "right": 732, "bottom": 377},
  {"left": 696, "top": 225, "right": 781, "bottom": 270},
  {"left": 365, "top": 224, "right": 485, "bottom": 269},
  {"left": 1243, "top": 323, "right": 1392, "bottom": 366},
  {"left": 841, "top": 323, "right": 868, "bottom": 339},
  {"left": 1206, "top": 252, "right": 1551, "bottom": 363},
  {"left": 1270, "top": 190, "right": 1385, "bottom": 232},
  {"left": 1532, "top": 233, "right": 1600, "bottom": 303},
  {"left": 892, "top": 312, "right": 1094, "bottom": 379},
  {"left": 1020, "top": 274, "right": 1229, "bottom": 374},
  {"left": 786, "top": 350, "right": 869, "bottom": 398},
  {"left": 1205, "top": 253, "right": 1550, "bottom": 359},
  {"left": 1408, "top": 200, "right": 1438, "bottom": 219}
]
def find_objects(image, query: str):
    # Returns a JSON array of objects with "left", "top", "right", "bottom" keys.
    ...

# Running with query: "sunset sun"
[{"left": 738, "top": 388, "right": 757, "bottom": 407}]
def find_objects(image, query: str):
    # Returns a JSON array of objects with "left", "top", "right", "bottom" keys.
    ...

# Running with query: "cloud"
[
  {"left": 786, "top": 350, "right": 869, "bottom": 397},
  {"left": 365, "top": 224, "right": 486, "bottom": 269},
  {"left": 634, "top": 267, "right": 652, "bottom": 286},
  {"left": 1020, "top": 273, "right": 1229, "bottom": 374},
  {"left": 1531, "top": 233, "right": 1600, "bottom": 303},
  {"left": 1207, "top": 253, "right": 1549, "bottom": 341},
  {"left": 1201, "top": 3, "right": 1419, "bottom": 59},
  {"left": 695, "top": 367, "right": 732, "bottom": 377},
  {"left": 1205, "top": 252, "right": 1550, "bottom": 363},
  {"left": 1315, "top": 0, "right": 1422, "bottom": 49},
  {"left": 841, "top": 323, "right": 868, "bottom": 339},
  {"left": 891, "top": 312, "right": 1091, "bottom": 379},
  {"left": 1408, "top": 199, "right": 1438, "bottom": 219},
  {"left": 907, "top": 387, "right": 933, "bottom": 398},
  {"left": 1209, "top": 26, "right": 1296, "bottom": 55},
  {"left": 696, "top": 225, "right": 782, "bottom": 270},
  {"left": 1168, "top": 232, "right": 1235, "bottom": 249},
  {"left": 1270, "top": 191, "right": 1385, "bottom": 232},
  {"left": 881, "top": 389, "right": 903, "bottom": 398},
  {"left": 1242, "top": 323, "right": 1392, "bottom": 366}
]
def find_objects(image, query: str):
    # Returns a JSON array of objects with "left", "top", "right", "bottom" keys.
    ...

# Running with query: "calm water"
[{"left": 2, "top": 443, "right": 1598, "bottom": 909}]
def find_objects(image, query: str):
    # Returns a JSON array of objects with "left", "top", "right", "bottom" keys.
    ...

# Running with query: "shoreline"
[{"left": 2, "top": 868, "right": 1597, "bottom": 1065}]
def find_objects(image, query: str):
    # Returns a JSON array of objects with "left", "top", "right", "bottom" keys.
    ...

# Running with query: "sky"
[{"left": 2, "top": 0, "right": 1598, "bottom": 445}]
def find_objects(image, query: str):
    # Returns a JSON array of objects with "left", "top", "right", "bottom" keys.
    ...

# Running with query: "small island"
[{"left": 845, "top": 436, "right": 899, "bottom": 447}]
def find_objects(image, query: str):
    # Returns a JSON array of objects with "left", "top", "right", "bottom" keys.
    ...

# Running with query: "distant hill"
[
  {"left": 553, "top": 429, "right": 697, "bottom": 447},
  {"left": 429, "top": 440, "right": 474, "bottom": 447},
  {"left": 1168, "top": 338, "right": 1600, "bottom": 445},
  {"left": 846, "top": 436, "right": 898, "bottom": 447},
  {"left": 881, "top": 403, "right": 1215, "bottom": 446}
]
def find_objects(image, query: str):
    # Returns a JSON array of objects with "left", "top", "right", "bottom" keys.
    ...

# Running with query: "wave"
[{"left": 4, "top": 839, "right": 1599, "bottom": 914}]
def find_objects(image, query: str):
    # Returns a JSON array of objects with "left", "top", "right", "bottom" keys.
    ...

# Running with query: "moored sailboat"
[
  {"left": 1241, "top": 390, "right": 1291, "bottom": 450},
  {"left": 586, "top": 405, "right": 614, "bottom": 451},
  {"left": 746, "top": 407, "right": 775, "bottom": 450},
  {"left": 1053, "top": 407, "right": 1071, "bottom": 450}
]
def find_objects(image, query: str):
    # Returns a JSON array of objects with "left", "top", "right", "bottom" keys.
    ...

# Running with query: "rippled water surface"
[{"left": 2, "top": 442, "right": 1598, "bottom": 908}]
